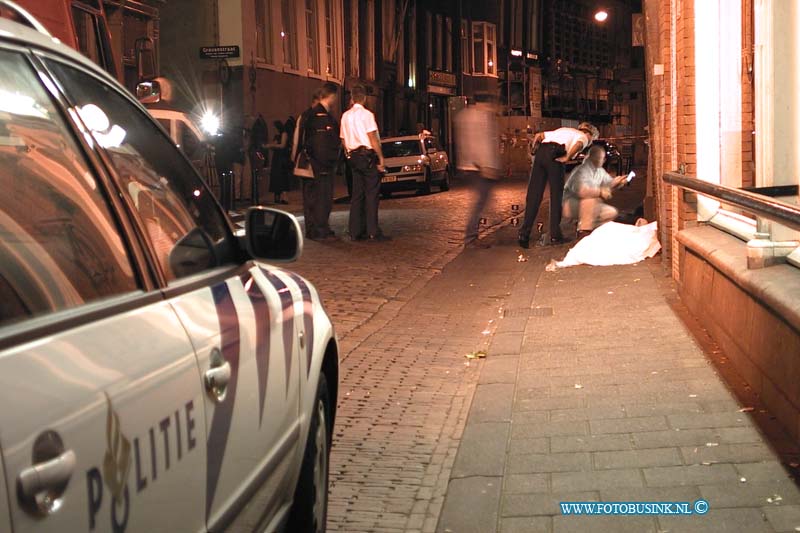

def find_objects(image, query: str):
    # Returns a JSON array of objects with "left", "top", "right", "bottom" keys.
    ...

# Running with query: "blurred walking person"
[
  {"left": 341, "top": 85, "right": 389, "bottom": 241},
  {"left": 517, "top": 122, "right": 599, "bottom": 248},
  {"left": 295, "top": 83, "right": 340, "bottom": 241},
  {"left": 454, "top": 92, "right": 502, "bottom": 248},
  {"left": 266, "top": 117, "right": 294, "bottom": 204}
]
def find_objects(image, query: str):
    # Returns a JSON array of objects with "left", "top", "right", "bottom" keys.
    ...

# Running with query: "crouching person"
[{"left": 563, "top": 145, "right": 629, "bottom": 240}]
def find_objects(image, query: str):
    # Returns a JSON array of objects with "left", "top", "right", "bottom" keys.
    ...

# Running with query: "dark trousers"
[
  {"left": 464, "top": 171, "right": 496, "bottom": 242},
  {"left": 348, "top": 151, "right": 381, "bottom": 238},
  {"left": 519, "top": 143, "right": 566, "bottom": 241},
  {"left": 302, "top": 162, "right": 335, "bottom": 239}
]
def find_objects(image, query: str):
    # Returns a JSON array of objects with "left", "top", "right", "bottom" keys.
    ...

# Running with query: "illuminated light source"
[
  {"left": 0, "top": 90, "right": 48, "bottom": 118},
  {"left": 193, "top": 189, "right": 201, "bottom": 197},
  {"left": 76, "top": 104, "right": 127, "bottom": 149},
  {"left": 510, "top": 49, "right": 523, "bottom": 57},
  {"left": 280, "top": 31, "right": 286, "bottom": 38},
  {"left": 78, "top": 104, "right": 110, "bottom": 131},
  {"left": 488, "top": 60, "right": 494, "bottom": 67},
  {"left": 200, "top": 110, "right": 220, "bottom": 136},
  {"left": 594, "top": 10, "right": 609, "bottom": 22}
]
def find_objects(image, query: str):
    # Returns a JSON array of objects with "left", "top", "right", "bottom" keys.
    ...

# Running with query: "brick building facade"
[
  {"left": 644, "top": 0, "right": 800, "bottom": 444},
  {"left": 643, "top": 0, "right": 760, "bottom": 275}
]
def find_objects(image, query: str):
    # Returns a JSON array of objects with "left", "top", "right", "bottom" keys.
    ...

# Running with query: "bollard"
[{"left": 219, "top": 171, "right": 234, "bottom": 211}]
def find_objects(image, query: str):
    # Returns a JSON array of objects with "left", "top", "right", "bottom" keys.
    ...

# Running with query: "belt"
[{"left": 346, "top": 146, "right": 375, "bottom": 158}]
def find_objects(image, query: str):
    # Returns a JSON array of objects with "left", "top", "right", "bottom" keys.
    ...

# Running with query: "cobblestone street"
[{"left": 291, "top": 175, "right": 532, "bottom": 532}]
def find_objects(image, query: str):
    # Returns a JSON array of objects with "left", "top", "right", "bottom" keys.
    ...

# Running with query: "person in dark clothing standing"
[
  {"left": 248, "top": 114, "right": 269, "bottom": 205},
  {"left": 340, "top": 85, "right": 389, "bottom": 242},
  {"left": 293, "top": 93, "right": 320, "bottom": 237},
  {"left": 517, "top": 122, "right": 599, "bottom": 248},
  {"left": 298, "top": 83, "right": 340, "bottom": 241},
  {"left": 266, "top": 118, "right": 293, "bottom": 204}
]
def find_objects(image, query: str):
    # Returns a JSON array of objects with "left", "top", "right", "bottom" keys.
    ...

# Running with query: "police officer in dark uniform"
[{"left": 300, "top": 82, "right": 340, "bottom": 241}]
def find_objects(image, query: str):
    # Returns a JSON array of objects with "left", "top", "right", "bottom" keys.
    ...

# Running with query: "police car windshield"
[{"left": 382, "top": 140, "right": 422, "bottom": 158}]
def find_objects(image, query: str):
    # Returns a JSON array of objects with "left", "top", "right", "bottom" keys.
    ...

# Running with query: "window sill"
[
  {"left": 307, "top": 72, "right": 326, "bottom": 81},
  {"left": 255, "top": 61, "right": 280, "bottom": 72},
  {"left": 282, "top": 66, "right": 303, "bottom": 76},
  {"left": 707, "top": 208, "right": 757, "bottom": 242},
  {"left": 677, "top": 225, "right": 800, "bottom": 332}
]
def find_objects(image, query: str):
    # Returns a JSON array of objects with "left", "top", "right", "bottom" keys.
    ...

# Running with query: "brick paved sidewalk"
[
  {"left": 326, "top": 235, "right": 531, "bottom": 532},
  {"left": 438, "top": 249, "right": 800, "bottom": 533}
]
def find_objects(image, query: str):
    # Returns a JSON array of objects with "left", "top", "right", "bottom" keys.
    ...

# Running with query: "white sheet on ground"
[{"left": 552, "top": 221, "right": 661, "bottom": 269}]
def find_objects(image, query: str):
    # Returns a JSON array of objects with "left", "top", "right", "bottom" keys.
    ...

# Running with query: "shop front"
[{"left": 427, "top": 69, "right": 458, "bottom": 151}]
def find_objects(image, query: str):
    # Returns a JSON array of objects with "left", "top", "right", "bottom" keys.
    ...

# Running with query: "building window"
[
  {"left": 255, "top": 0, "right": 273, "bottom": 64},
  {"left": 435, "top": 14, "right": 443, "bottom": 70},
  {"left": 324, "top": 0, "right": 338, "bottom": 77},
  {"left": 461, "top": 20, "right": 470, "bottom": 74},
  {"left": 445, "top": 17, "right": 453, "bottom": 72},
  {"left": 345, "top": 0, "right": 359, "bottom": 77},
  {"left": 382, "top": 0, "right": 395, "bottom": 60},
  {"left": 407, "top": 14, "right": 416, "bottom": 88},
  {"left": 426, "top": 12, "right": 433, "bottom": 67},
  {"left": 472, "top": 21, "right": 497, "bottom": 76},
  {"left": 486, "top": 23, "right": 496, "bottom": 75},
  {"left": 361, "top": 0, "right": 375, "bottom": 80},
  {"left": 305, "top": 0, "right": 320, "bottom": 74},
  {"left": 280, "top": 0, "right": 298, "bottom": 69}
]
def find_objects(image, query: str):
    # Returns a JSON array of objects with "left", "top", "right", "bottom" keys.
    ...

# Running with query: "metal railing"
[{"left": 663, "top": 172, "right": 800, "bottom": 233}]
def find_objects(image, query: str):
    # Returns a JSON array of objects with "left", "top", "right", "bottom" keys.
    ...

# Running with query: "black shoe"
[
  {"left": 369, "top": 234, "right": 392, "bottom": 242},
  {"left": 576, "top": 229, "right": 593, "bottom": 242},
  {"left": 349, "top": 234, "right": 367, "bottom": 242},
  {"left": 549, "top": 236, "right": 571, "bottom": 246},
  {"left": 518, "top": 238, "right": 530, "bottom": 249}
]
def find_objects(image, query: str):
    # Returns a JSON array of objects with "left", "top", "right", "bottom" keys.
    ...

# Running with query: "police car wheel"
[
  {"left": 288, "top": 374, "right": 331, "bottom": 533},
  {"left": 418, "top": 171, "right": 432, "bottom": 195},
  {"left": 439, "top": 170, "right": 450, "bottom": 191}
]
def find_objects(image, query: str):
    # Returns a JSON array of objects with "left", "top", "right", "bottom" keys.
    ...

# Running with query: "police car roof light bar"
[{"left": 0, "top": 0, "right": 53, "bottom": 37}]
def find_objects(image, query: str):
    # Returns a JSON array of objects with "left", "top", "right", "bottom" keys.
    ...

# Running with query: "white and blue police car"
[{"left": 0, "top": 5, "right": 338, "bottom": 533}]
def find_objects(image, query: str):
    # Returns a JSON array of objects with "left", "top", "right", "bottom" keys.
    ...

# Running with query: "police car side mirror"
[
  {"left": 136, "top": 80, "right": 161, "bottom": 104},
  {"left": 244, "top": 207, "right": 303, "bottom": 263}
]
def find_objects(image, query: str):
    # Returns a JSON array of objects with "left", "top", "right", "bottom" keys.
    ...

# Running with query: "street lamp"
[{"left": 594, "top": 10, "right": 609, "bottom": 22}]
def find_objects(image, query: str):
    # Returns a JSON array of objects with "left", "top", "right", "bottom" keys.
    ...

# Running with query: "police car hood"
[{"left": 384, "top": 154, "right": 426, "bottom": 168}]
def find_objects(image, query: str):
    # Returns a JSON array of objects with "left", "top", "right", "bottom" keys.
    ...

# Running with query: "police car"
[
  {"left": 380, "top": 135, "right": 450, "bottom": 197},
  {"left": 0, "top": 7, "right": 337, "bottom": 533}
]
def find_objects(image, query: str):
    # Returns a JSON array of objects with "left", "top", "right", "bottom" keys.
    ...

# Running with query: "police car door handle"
[
  {"left": 205, "top": 360, "right": 232, "bottom": 402},
  {"left": 17, "top": 449, "right": 76, "bottom": 505}
]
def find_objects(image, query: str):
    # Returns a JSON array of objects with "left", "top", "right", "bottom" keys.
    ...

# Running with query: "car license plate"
[{"left": 382, "top": 175, "right": 397, "bottom": 183}]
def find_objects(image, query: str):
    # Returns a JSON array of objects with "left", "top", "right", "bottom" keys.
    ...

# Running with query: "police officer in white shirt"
[
  {"left": 518, "top": 122, "right": 599, "bottom": 248},
  {"left": 340, "top": 85, "right": 390, "bottom": 241}
]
